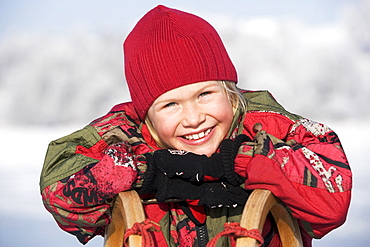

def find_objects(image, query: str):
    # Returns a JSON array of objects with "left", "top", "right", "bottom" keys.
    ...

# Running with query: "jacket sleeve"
[
  {"left": 237, "top": 117, "right": 352, "bottom": 240},
  {"left": 40, "top": 125, "right": 147, "bottom": 244}
]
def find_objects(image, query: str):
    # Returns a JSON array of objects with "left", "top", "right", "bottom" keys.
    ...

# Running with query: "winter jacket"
[{"left": 40, "top": 90, "right": 352, "bottom": 247}]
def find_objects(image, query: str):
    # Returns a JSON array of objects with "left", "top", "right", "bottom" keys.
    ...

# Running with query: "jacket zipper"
[{"left": 197, "top": 224, "right": 208, "bottom": 247}]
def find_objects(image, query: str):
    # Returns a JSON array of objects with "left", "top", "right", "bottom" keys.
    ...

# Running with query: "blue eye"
[
  {"left": 199, "top": 91, "right": 211, "bottom": 97},
  {"left": 164, "top": 102, "right": 176, "bottom": 108}
]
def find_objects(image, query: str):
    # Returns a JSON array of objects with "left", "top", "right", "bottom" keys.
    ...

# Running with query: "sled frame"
[{"left": 104, "top": 189, "right": 303, "bottom": 247}]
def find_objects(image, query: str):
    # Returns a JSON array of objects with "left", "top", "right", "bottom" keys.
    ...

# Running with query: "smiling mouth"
[{"left": 183, "top": 128, "right": 212, "bottom": 140}]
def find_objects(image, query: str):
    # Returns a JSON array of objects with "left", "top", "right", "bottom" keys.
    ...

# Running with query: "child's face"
[{"left": 147, "top": 81, "right": 234, "bottom": 157}]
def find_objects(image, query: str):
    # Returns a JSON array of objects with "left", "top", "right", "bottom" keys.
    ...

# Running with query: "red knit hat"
[{"left": 124, "top": 5, "right": 237, "bottom": 120}]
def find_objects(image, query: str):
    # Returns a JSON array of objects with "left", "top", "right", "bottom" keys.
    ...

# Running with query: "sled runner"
[
  {"left": 236, "top": 189, "right": 303, "bottom": 246},
  {"left": 104, "top": 189, "right": 303, "bottom": 247},
  {"left": 104, "top": 190, "right": 145, "bottom": 247}
]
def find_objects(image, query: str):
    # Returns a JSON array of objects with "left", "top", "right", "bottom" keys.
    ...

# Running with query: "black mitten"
[
  {"left": 154, "top": 178, "right": 249, "bottom": 208},
  {"left": 152, "top": 149, "right": 224, "bottom": 182},
  {"left": 140, "top": 153, "right": 249, "bottom": 208},
  {"left": 139, "top": 152, "right": 159, "bottom": 194},
  {"left": 140, "top": 152, "right": 204, "bottom": 196},
  {"left": 151, "top": 134, "right": 251, "bottom": 184},
  {"left": 219, "top": 134, "right": 251, "bottom": 186},
  {"left": 198, "top": 182, "right": 249, "bottom": 208}
]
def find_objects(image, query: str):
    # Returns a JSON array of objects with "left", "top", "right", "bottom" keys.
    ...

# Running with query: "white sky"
[{"left": 0, "top": 0, "right": 362, "bottom": 36}]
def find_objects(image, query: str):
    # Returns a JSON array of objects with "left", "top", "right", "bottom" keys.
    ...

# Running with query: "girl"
[{"left": 40, "top": 5, "right": 352, "bottom": 247}]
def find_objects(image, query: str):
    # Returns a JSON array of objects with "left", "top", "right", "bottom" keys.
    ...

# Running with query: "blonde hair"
[
  {"left": 144, "top": 81, "right": 246, "bottom": 148},
  {"left": 218, "top": 81, "right": 246, "bottom": 113}
]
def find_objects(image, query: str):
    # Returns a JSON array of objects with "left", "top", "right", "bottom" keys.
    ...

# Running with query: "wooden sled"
[
  {"left": 104, "top": 190, "right": 146, "bottom": 247},
  {"left": 236, "top": 189, "right": 303, "bottom": 247},
  {"left": 104, "top": 189, "right": 303, "bottom": 247}
]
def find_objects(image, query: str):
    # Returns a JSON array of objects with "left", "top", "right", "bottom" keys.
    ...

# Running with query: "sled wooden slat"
[
  {"left": 236, "top": 189, "right": 303, "bottom": 247},
  {"left": 104, "top": 189, "right": 302, "bottom": 247},
  {"left": 104, "top": 190, "right": 145, "bottom": 247}
]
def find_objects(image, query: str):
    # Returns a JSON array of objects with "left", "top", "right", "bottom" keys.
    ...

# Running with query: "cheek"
[
  {"left": 213, "top": 103, "right": 234, "bottom": 136},
  {"left": 153, "top": 116, "right": 177, "bottom": 142},
  {"left": 213, "top": 100, "right": 234, "bottom": 123}
]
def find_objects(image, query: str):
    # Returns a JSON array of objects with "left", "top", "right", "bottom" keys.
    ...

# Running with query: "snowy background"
[{"left": 0, "top": 0, "right": 369, "bottom": 246}]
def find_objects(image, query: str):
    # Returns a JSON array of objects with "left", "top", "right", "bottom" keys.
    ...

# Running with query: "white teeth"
[{"left": 184, "top": 128, "right": 211, "bottom": 140}]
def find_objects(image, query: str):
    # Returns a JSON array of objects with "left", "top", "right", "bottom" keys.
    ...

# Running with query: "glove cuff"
[
  {"left": 219, "top": 135, "right": 249, "bottom": 186},
  {"left": 139, "top": 153, "right": 157, "bottom": 194}
]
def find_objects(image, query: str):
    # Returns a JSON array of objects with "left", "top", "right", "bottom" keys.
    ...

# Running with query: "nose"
[{"left": 181, "top": 103, "right": 206, "bottom": 128}]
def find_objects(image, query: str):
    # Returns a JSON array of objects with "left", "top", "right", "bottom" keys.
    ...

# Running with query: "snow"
[
  {"left": 0, "top": 121, "right": 368, "bottom": 246},
  {"left": 0, "top": 126, "right": 104, "bottom": 246}
]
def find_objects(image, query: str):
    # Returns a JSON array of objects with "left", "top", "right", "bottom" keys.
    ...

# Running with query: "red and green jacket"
[{"left": 40, "top": 90, "right": 352, "bottom": 247}]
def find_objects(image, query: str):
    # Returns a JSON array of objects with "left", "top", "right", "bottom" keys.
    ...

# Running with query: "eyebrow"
[{"left": 152, "top": 82, "right": 220, "bottom": 106}]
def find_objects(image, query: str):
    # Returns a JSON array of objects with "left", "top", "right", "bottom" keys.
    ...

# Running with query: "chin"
[{"left": 190, "top": 147, "right": 217, "bottom": 157}]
